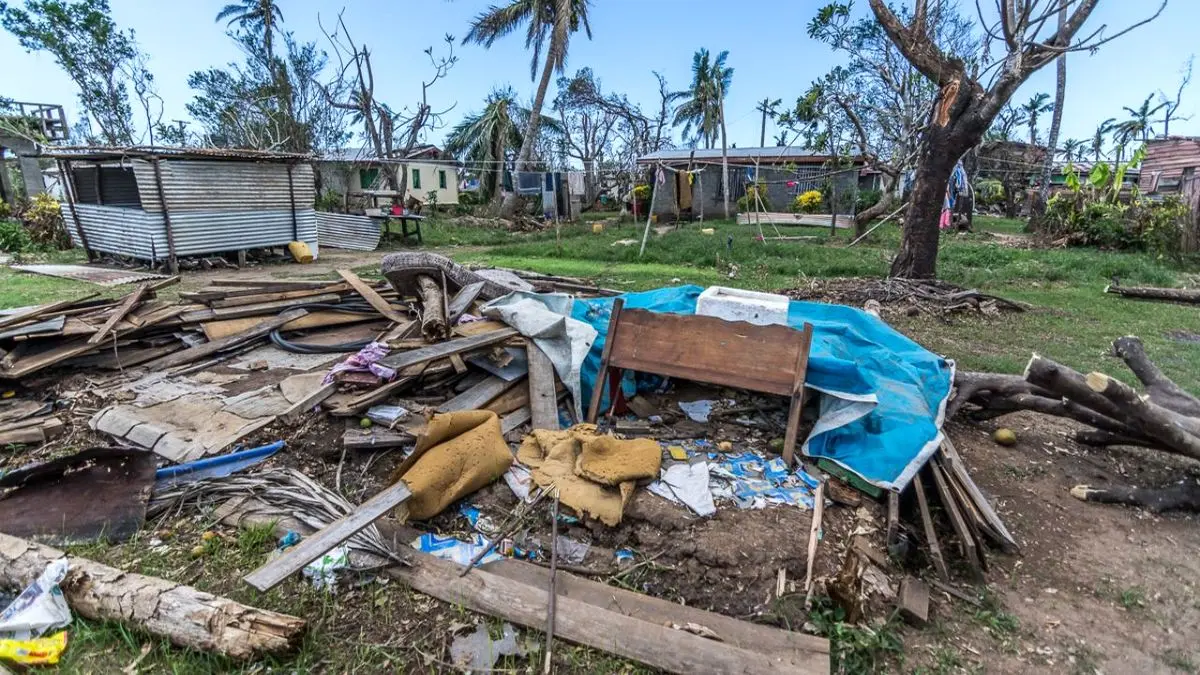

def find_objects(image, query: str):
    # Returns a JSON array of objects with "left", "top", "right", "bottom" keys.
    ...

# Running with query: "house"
[
  {"left": 316, "top": 146, "right": 459, "bottom": 211},
  {"left": 635, "top": 147, "right": 875, "bottom": 218},
  {"left": 40, "top": 146, "right": 317, "bottom": 273},
  {"left": 1139, "top": 137, "right": 1200, "bottom": 197}
]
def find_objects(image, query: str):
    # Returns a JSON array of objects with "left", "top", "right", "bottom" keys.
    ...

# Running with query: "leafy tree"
[
  {"left": 671, "top": 48, "right": 733, "bottom": 218},
  {"left": 987, "top": 104, "right": 1027, "bottom": 141},
  {"left": 464, "top": 0, "right": 593, "bottom": 218},
  {"left": 1, "top": 0, "right": 151, "bottom": 145},
  {"left": 553, "top": 68, "right": 618, "bottom": 204},
  {"left": 864, "top": 0, "right": 1165, "bottom": 278}
]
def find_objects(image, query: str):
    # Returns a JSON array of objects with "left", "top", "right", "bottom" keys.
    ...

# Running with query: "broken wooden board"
[
  {"left": 180, "top": 295, "right": 336, "bottom": 323},
  {"left": 243, "top": 480, "right": 413, "bottom": 592},
  {"left": 281, "top": 382, "right": 337, "bottom": 425},
  {"left": 87, "top": 284, "right": 148, "bottom": 345},
  {"left": 208, "top": 284, "right": 352, "bottom": 308},
  {"left": 380, "top": 327, "right": 518, "bottom": 370},
  {"left": 897, "top": 577, "right": 930, "bottom": 626},
  {"left": 447, "top": 281, "right": 485, "bottom": 323},
  {"left": 342, "top": 426, "right": 413, "bottom": 450},
  {"left": 338, "top": 269, "right": 408, "bottom": 324},
  {"left": 437, "top": 375, "right": 522, "bottom": 413},
  {"left": 526, "top": 342, "right": 559, "bottom": 430},
  {"left": 202, "top": 310, "right": 374, "bottom": 341},
  {"left": 145, "top": 308, "right": 308, "bottom": 372},
  {"left": 940, "top": 439, "right": 1017, "bottom": 552},
  {"left": 912, "top": 473, "right": 950, "bottom": 582},
  {"left": 927, "top": 461, "right": 984, "bottom": 580},
  {"left": 0, "top": 294, "right": 100, "bottom": 330},
  {"left": 0, "top": 417, "right": 64, "bottom": 446}
]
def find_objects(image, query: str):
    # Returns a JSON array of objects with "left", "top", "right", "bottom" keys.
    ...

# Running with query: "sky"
[{"left": 1, "top": 0, "right": 1197, "bottom": 153}]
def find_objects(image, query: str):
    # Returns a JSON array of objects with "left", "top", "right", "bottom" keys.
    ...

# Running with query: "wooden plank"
[
  {"left": 448, "top": 353, "right": 468, "bottom": 373},
  {"left": 0, "top": 293, "right": 98, "bottom": 330},
  {"left": 87, "top": 284, "right": 148, "bottom": 344},
  {"left": 437, "top": 375, "right": 522, "bottom": 413},
  {"left": 940, "top": 439, "right": 1018, "bottom": 552},
  {"left": 210, "top": 284, "right": 351, "bottom": 309},
  {"left": 485, "top": 379, "right": 534, "bottom": 415},
  {"left": 207, "top": 278, "right": 335, "bottom": 290},
  {"left": 526, "top": 343, "right": 559, "bottom": 430},
  {"left": 912, "top": 473, "right": 950, "bottom": 582},
  {"left": 453, "top": 320, "right": 509, "bottom": 338},
  {"left": 886, "top": 491, "right": 900, "bottom": 551},
  {"left": 501, "top": 406, "right": 532, "bottom": 434},
  {"left": 483, "top": 559, "right": 831, "bottom": 661},
  {"left": 927, "top": 461, "right": 983, "bottom": 579},
  {"left": 897, "top": 577, "right": 930, "bottom": 626},
  {"left": 586, "top": 298, "right": 625, "bottom": 423},
  {"left": 338, "top": 269, "right": 408, "bottom": 324},
  {"left": 202, "top": 310, "right": 373, "bottom": 341},
  {"left": 447, "top": 281, "right": 485, "bottom": 323},
  {"left": 180, "top": 294, "right": 338, "bottom": 323},
  {"left": 379, "top": 328, "right": 518, "bottom": 370},
  {"left": 281, "top": 382, "right": 338, "bottom": 424},
  {"left": 342, "top": 427, "right": 413, "bottom": 450},
  {"left": 606, "top": 307, "right": 806, "bottom": 396},
  {"left": 781, "top": 323, "right": 813, "bottom": 465},
  {"left": 243, "top": 480, "right": 413, "bottom": 592},
  {"left": 389, "top": 548, "right": 829, "bottom": 675},
  {"left": 145, "top": 309, "right": 308, "bottom": 372}
]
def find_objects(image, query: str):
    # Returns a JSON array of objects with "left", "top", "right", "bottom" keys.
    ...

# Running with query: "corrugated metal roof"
[
  {"left": 39, "top": 145, "right": 311, "bottom": 162},
  {"left": 637, "top": 146, "right": 853, "bottom": 164},
  {"left": 10, "top": 264, "right": 170, "bottom": 286},
  {"left": 321, "top": 145, "right": 446, "bottom": 163},
  {"left": 317, "top": 212, "right": 381, "bottom": 251}
]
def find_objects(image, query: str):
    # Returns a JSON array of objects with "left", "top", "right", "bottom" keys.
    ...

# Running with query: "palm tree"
[
  {"left": 216, "top": 0, "right": 283, "bottom": 67},
  {"left": 1059, "top": 138, "right": 1086, "bottom": 163},
  {"left": 464, "top": 0, "right": 593, "bottom": 218},
  {"left": 1091, "top": 118, "right": 1116, "bottom": 162},
  {"left": 1121, "top": 94, "right": 1167, "bottom": 144},
  {"left": 444, "top": 88, "right": 563, "bottom": 206},
  {"left": 1019, "top": 93, "right": 1053, "bottom": 146},
  {"left": 1036, "top": 1, "right": 1068, "bottom": 210},
  {"left": 671, "top": 49, "right": 734, "bottom": 217}
]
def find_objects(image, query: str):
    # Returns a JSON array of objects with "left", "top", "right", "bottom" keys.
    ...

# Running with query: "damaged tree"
[
  {"left": 866, "top": 0, "right": 1166, "bottom": 278},
  {"left": 953, "top": 336, "right": 1200, "bottom": 512}
]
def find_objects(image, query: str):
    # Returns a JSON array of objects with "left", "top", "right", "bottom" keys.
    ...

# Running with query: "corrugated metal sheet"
[
  {"left": 63, "top": 204, "right": 319, "bottom": 261},
  {"left": 1141, "top": 138, "right": 1200, "bottom": 192},
  {"left": 132, "top": 160, "right": 315, "bottom": 213},
  {"left": 316, "top": 212, "right": 381, "bottom": 251},
  {"left": 10, "top": 264, "right": 170, "bottom": 286}
]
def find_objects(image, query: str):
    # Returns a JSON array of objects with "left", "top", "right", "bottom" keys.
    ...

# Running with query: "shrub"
[
  {"left": 314, "top": 189, "right": 343, "bottom": 212},
  {"left": 458, "top": 190, "right": 479, "bottom": 206},
  {"left": 736, "top": 181, "right": 772, "bottom": 212},
  {"left": 14, "top": 194, "right": 69, "bottom": 249},
  {"left": 975, "top": 179, "right": 1005, "bottom": 208},
  {"left": 855, "top": 189, "right": 882, "bottom": 212},
  {"left": 791, "top": 190, "right": 823, "bottom": 213},
  {"left": 0, "top": 219, "right": 34, "bottom": 253},
  {"left": 632, "top": 184, "right": 651, "bottom": 201}
]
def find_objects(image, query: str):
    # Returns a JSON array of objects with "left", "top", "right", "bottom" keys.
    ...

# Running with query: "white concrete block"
[{"left": 696, "top": 286, "right": 790, "bottom": 326}]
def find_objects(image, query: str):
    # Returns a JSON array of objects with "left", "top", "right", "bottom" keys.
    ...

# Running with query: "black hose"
[{"left": 268, "top": 301, "right": 390, "bottom": 354}]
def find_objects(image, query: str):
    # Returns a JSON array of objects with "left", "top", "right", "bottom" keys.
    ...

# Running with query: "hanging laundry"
[{"left": 940, "top": 162, "right": 968, "bottom": 230}]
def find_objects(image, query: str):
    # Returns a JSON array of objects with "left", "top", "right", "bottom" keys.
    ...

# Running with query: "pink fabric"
[
  {"left": 324, "top": 341, "right": 396, "bottom": 384},
  {"left": 939, "top": 209, "right": 952, "bottom": 230}
]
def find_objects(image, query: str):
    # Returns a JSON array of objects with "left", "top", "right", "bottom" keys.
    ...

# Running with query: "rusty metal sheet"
[
  {"left": 11, "top": 264, "right": 170, "bottom": 287},
  {"left": 0, "top": 447, "right": 157, "bottom": 544}
]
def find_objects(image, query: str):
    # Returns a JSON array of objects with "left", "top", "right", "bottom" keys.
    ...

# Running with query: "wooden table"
[{"left": 370, "top": 214, "right": 424, "bottom": 245}]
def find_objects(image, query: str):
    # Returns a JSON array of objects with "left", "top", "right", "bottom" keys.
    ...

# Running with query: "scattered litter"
[
  {"left": 154, "top": 441, "right": 285, "bottom": 490},
  {"left": 301, "top": 545, "right": 350, "bottom": 591},
  {"left": 678, "top": 399, "right": 717, "bottom": 423},
  {"left": 449, "top": 622, "right": 526, "bottom": 672},
  {"left": 709, "top": 451, "right": 820, "bottom": 510},
  {"left": 503, "top": 463, "right": 535, "bottom": 502},
  {"left": 648, "top": 459, "right": 717, "bottom": 517},
  {"left": 412, "top": 533, "right": 503, "bottom": 567},
  {"left": 366, "top": 405, "right": 410, "bottom": 426},
  {"left": 0, "top": 630, "right": 68, "bottom": 665},
  {"left": 615, "top": 548, "right": 635, "bottom": 566},
  {"left": 324, "top": 342, "right": 395, "bottom": 385},
  {"left": 0, "top": 560, "right": 71, "bottom": 640},
  {"left": 556, "top": 535, "right": 591, "bottom": 564}
]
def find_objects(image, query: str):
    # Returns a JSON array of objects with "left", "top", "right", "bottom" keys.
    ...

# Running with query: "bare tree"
[
  {"left": 1158, "top": 55, "right": 1194, "bottom": 136},
  {"left": 553, "top": 68, "right": 618, "bottom": 204},
  {"left": 868, "top": 0, "right": 1166, "bottom": 278},
  {"left": 320, "top": 12, "right": 456, "bottom": 206}
]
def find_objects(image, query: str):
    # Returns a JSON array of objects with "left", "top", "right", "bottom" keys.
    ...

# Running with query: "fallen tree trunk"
[
  {"left": 415, "top": 274, "right": 447, "bottom": 341},
  {"left": 1105, "top": 283, "right": 1200, "bottom": 304},
  {"left": 1112, "top": 336, "right": 1200, "bottom": 417},
  {"left": 1074, "top": 429, "right": 1161, "bottom": 449},
  {"left": 0, "top": 532, "right": 305, "bottom": 660},
  {"left": 1023, "top": 355, "right": 1127, "bottom": 421},
  {"left": 968, "top": 391, "right": 1146, "bottom": 438},
  {"left": 1071, "top": 480, "right": 1200, "bottom": 513},
  {"left": 1086, "top": 372, "right": 1200, "bottom": 459}
]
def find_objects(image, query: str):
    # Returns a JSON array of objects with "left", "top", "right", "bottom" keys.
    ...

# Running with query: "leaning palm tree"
[
  {"left": 1059, "top": 138, "right": 1086, "bottom": 163},
  {"left": 216, "top": 0, "right": 283, "bottom": 66},
  {"left": 444, "top": 88, "right": 563, "bottom": 206},
  {"left": 671, "top": 49, "right": 734, "bottom": 218},
  {"left": 1091, "top": 118, "right": 1116, "bottom": 162},
  {"left": 1019, "top": 93, "right": 1053, "bottom": 146},
  {"left": 1121, "top": 94, "right": 1167, "bottom": 144},
  {"left": 464, "top": 0, "right": 593, "bottom": 218}
]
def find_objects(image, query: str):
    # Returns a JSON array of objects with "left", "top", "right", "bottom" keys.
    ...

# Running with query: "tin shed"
[{"left": 41, "top": 147, "right": 318, "bottom": 273}]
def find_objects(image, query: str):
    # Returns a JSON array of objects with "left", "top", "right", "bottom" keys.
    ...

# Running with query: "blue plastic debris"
[{"left": 153, "top": 441, "right": 285, "bottom": 490}]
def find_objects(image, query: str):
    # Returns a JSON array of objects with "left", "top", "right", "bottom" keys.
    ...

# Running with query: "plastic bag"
[
  {"left": 0, "top": 560, "right": 71, "bottom": 640},
  {"left": 0, "top": 630, "right": 68, "bottom": 665}
]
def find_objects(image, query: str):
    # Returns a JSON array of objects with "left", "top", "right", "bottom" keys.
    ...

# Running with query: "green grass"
[{"left": 974, "top": 215, "right": 1028, "bottom": 235}]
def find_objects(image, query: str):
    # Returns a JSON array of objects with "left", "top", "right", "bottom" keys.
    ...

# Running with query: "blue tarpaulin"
[{"left": 571, "top": 286, "right": 954, "bottom": 491}]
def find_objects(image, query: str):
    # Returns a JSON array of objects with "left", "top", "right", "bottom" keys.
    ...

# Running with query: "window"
[
  {"left": 438, "top": 170, "right": 447, "bottom": 189},
  {"left": 412, "top": 168, "right": 422, "bottom": 190},
  {"left": 71, "top": 165, "right": 141, "bottom": 207},
  {"left": 359, "top": 168, "right": 379, "bottom": 189}
]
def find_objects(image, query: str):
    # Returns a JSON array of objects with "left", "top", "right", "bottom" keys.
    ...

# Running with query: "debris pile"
[{"left": 785, "top": 277, "right": 1027, "bottom": 317}]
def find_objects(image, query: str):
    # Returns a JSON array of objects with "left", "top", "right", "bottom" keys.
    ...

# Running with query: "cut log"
[
  {"left": 1112, "top": 336, "right": 1200, "bottom": 417},
  {"left": 1074, "top": 429, "right": 1162, "bottom": 449},
  {"left": 1085, "top": 372, "right": 1200, "bottom": 460},
  {"left": 1071, "top": 480, "right": 1200, "bottom": 513},
  {"left": 1024, "top": 354, "right": 1126, "bottom": 421},
  {"left": 0, "top": 532, "right": 305, "bottom": 660},
  {"left": 970, "top": 391, "right": 1145, "bottom": 438},
  {"left": 415, "top": 274, "right": 448, "bottom": 341},
  {"left": 948, "top": 371, "right": 1049, "bottom": 419},
  {"left": 1105, "top": 283, "right": 1200, "bottom": 304}
]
